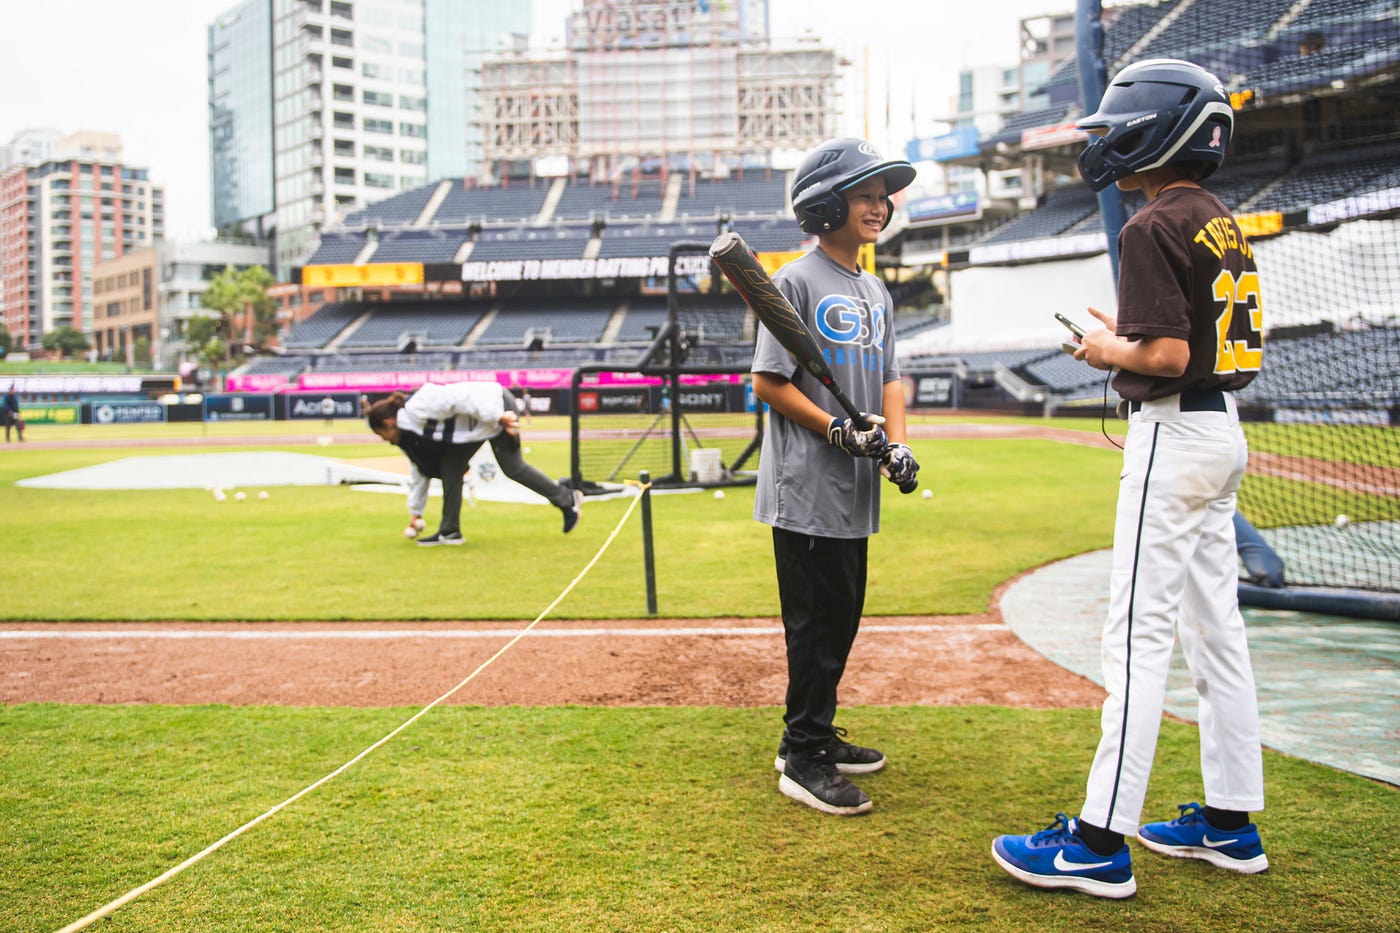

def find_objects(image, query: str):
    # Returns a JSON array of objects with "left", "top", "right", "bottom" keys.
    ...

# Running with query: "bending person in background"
[{"left": 362, "top": 383, "right": 582, "bottom": 546}]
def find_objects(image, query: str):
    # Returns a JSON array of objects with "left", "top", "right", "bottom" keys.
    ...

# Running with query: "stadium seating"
[
  {"left": 475, "top": 299, "right": 616, "bottom": 346},
  {"left": 282, "top": 301, "right": 362, "bottom": 349},
  {"left": 988, "top": 103, "right": 1075, "bottom": 148},
  {"left": 468, "top": 226, "right": 592, "bottom": 261},
  {"left": 726, "top": 219, "right": 809, "bottom": 252},
  {"left": 1245, "top": 143, "right": 1400, "bottom": 214},
  {"left": 336, "top": 301, "right": 485, "bottom": 349},
  {"left": 367, "top": 229, "right": 469, "bottom": 263},
  {"left": 553, "top": 177, "right": 666, "bottom": 221},
  {"left": 613, "top": 301, "right": 671, "bottom": 343},
  {"left": 341, "top": 186, "right": 437, "bottom": 227},
  {"left": 1022, "top": 349, "right": 1107, "bottom": 393},
  {"left": 893, "top": 312, "right": 946, "bottom": 340},
  {"left": 306, "top": 232, "right": 367, "bottom": 265},
  {"left": 596, "top": 222, "right": 715, "bottom": 258},
  {"left": 674, "top": 174, "right": 789, "bottom": 218},
  {"left": 1237, "top": 327, "right": 1400, "bottom": 402},
  {"left": 674, "top": 294, "right": 749, "bottom": 343},
  {"left": 1136, "top": 0, "right": 1297, "bottom": 67},
  {"left": 975, "top": 185, "right": 1100, "bottom": 245},
  {"left": 431, "top": 180, "right": 552, "bottom": 225}
]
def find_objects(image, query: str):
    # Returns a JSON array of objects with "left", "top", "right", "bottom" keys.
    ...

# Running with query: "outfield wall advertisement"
[
  {"left": 228, "top": 369, "right": 746, "bottom": 395},
  {"left": 85, "top": 400, "right": 166, "bottom": 424}
]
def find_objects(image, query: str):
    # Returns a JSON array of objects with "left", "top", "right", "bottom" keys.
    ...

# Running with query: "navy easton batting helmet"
[
  {"left": 791, "top": 138, "right": 917, "bottom": 234},
  {"left": 1075, "top": 59, "right": 1234, "bottom": 192}
]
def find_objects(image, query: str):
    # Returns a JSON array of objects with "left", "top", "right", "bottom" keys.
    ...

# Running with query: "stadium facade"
[{"left": 0, "top": 132, "right": 164, "bottom": 353}]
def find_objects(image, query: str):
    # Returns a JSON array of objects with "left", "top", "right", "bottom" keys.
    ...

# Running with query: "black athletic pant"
[
  {"left": 772, "top": 527, "right": 868, "bottom": 754},
  {"left": 436, "top": 429, "right": 573, "bottom": 535}
]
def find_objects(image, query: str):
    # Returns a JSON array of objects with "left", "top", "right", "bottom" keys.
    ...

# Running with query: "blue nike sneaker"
[
  {"left": 992, "top": 813, "right": 1136, "bottom": 899},
  {"left": 1136, "top": 802, "right": 1269, "bottom": 874}
]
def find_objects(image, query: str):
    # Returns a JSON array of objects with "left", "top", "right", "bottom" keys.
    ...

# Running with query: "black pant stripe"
[{"left": 1106, "top": 422, "right": 1160, "bottom": 823}]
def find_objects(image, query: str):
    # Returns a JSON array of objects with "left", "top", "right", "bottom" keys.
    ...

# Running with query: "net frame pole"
[{"left": 1076, "top": 0, "right": 1127, "bottom": 283}]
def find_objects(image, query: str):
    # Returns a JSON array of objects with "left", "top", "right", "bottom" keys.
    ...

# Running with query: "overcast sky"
[{"left": 0, "top": 0, "right": 1059, "bottom": 239}]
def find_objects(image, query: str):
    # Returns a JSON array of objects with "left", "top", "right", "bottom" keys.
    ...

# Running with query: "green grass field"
[{"left": 1, "top": 420, "right": 1395, "bottom": 931}]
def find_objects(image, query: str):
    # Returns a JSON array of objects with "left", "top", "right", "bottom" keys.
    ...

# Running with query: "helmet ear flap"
[{"left": 798, "top": 192, "right": 848, "bottom": 233}]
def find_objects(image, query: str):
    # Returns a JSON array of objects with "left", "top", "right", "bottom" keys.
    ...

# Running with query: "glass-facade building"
[
  {"left": 209, "top": 0, "right": 274, "bottom": 233},
  {"left": 209, "top": 0, "right": 531, "bottom": 277}
]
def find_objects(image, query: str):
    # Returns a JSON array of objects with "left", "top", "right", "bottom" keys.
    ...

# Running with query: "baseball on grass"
[
  {"left": 921, "top": 489, "right": 933, "bottom": 500},
  {"left": 713, "top": 489, "right": 725, "bottom": 500},
  {"left": 1335, "top": 514, "right": 1350, "bottom": 527},
  {"left": 234, "top": 491, "right": 247, "bottom": 501},
  {"left": 404, "top": 525, "right": 419, "bottom": 539},
  {"left": 258, "top": 490, "right": 269, "bottom": 500}
]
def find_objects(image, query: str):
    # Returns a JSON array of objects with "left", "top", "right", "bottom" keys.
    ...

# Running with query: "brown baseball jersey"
[{"left": 1111, "top": 186, "right": 1263, "bottom": 402}]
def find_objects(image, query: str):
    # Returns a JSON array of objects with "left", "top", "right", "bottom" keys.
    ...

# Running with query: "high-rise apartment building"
[
  {"left": 0, "top": 132, "right": 164, "bottom": 351},
  {"left": 209, "top": 0, "right": 531, "bottom": 277}
]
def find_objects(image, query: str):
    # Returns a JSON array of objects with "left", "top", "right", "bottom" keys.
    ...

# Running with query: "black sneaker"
[
  {"left": 774, "top": 727, "right": 886, "bottom": 775},
  {"left": 779, "top": 747, "right": 872, "bottom": 816},
  {"left": 417, "top": 531, "right": 464, "bottom": 547},
  {"left": 562, "top": 489, "right": 583, "bottom": 533}
]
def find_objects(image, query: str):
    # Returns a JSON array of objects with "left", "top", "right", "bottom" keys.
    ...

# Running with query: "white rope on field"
[{"left": 55, "top": 483, "right": 652, "bottom": 933}]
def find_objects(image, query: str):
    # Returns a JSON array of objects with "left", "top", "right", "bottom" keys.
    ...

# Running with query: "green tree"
[
  {"left": 200, "top": 265, "right": 278, "bottom": 357},
  {"left": 184, "top": 314, "right": 226, "bottom": 388},
  {"left": 41, "top": 325, "right": 91, "bottom": 359},
  {"left": 0, "top": 322, "right": 12, "bottom": 357}
]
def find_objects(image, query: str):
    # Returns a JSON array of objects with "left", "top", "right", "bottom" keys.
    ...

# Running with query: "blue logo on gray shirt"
[{"left": 814, "top": 294, "right": 886, "bottom": 348}]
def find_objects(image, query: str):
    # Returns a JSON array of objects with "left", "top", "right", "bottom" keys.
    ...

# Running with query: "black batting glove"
[
  {"left": 827, "top": 414, "right": 889, "bottom": 458},
  {"left": 881, "top": 442, "right": 920, "bottom": 493}
]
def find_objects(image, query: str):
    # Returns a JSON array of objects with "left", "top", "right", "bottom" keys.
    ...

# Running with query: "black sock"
[
  {"left": 1203, "top": 806, "right": 1249, "bottom": 831},
  {"left": 1075, "top": 819, "right": 1125, "bottom": 856}
]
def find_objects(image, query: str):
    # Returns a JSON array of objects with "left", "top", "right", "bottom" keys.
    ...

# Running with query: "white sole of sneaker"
[
  {"left": 991, "top": 844, "right": 1137, "bottom": 899},
  {"left": 777, "top": 775, "right": 872, "bottom": 816},
  {"left": 774, "top": 755, "right": 886, "bottom": 775},
  {"left": 1134, "top": 835, "right": 1269, "bottom": 873}
]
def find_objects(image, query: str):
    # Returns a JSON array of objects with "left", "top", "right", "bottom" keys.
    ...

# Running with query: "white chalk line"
[
  {"left": 55, "top": 482, "right": 653, "bottom": 933},
  {"left": 5, "top": 623, "right": 1000, "bottom": 641}
]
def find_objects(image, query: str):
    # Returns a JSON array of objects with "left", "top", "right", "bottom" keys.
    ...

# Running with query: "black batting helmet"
[
  {"left": 791, "top": 138, "right": 917, "bottom": 234},
  {"left": 1076, "top": 58, "right": 1234, "bottom": 192}
]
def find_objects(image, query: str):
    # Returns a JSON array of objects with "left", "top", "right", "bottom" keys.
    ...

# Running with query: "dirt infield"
[{"left": 0, "top": 609, "right": 1105, "bottom": 709}]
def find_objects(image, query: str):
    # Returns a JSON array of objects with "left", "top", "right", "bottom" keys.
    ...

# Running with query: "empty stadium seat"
[
  {"left": 282, "top": 302, "right": 362, "bottom": 349},
  {"left": 307, "top": 233, "right": 367, "bottom": 265}
]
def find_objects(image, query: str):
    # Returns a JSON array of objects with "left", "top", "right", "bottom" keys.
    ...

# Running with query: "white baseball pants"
[{"left": 1081, "top": 392, "right": 1266, "bottom": 835}]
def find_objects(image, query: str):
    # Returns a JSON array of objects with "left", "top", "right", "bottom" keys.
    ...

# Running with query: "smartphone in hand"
[{"left": 1054, "top": 312, "right": 1086, "bottom": 339}]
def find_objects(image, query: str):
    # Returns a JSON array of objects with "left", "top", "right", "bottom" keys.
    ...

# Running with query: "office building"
[
  {"left": 0, "top": 132, "right": 164, "bottom": 352},
  {"left": 209, "top": 0, "right": 531, "bottom": 277}
]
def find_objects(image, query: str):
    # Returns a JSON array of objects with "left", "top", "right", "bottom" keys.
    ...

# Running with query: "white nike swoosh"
[
  {"left": 1053, "top": 850, "right": 1114, "bottom": 871},
  {"left": 1203, "top": 836, "right": 1238, "bottom": 848}
]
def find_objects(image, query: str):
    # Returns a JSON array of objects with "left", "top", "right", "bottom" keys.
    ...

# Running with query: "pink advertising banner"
[{"left": 226, "top": 369, "right": 743, "bottom": 393}]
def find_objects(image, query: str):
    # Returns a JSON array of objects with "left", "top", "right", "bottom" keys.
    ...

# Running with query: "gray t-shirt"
[{"left": 751, "top": 248, "right": 900, "bottom": 538}]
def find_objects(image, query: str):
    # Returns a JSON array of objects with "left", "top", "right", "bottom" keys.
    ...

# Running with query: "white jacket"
[
  {"left": 398, "top": 382, "right": 507, "bottom": 515},
  {"left": 397, "top": 382, "right": 506, "bottom": 444}
]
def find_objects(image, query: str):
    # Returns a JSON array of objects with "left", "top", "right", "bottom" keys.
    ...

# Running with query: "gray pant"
[{"left": 437, "top": 389, "right": 572, "bottom": 534}]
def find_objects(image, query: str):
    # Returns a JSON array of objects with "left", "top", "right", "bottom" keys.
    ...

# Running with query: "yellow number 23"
[{"left": 1212, "top": 270, "right": 1263, "bottom": 374}]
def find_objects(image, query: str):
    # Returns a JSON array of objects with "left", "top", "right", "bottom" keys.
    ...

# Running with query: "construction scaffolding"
[{"left": 480, "top": 0, "right": 840, "bottom": 181}]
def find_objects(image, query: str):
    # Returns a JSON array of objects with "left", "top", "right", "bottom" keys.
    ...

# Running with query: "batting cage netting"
[
  {"left": 1070, "top": 0, "right": 1400, "bottom": 603},
  {"left": 570, "top": 243, "right": 762, "bottom": 490}
]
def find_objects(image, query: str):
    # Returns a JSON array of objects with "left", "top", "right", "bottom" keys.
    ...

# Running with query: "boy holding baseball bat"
[{"left": 750, "top": 138, "right": 920, "bottom": 816}]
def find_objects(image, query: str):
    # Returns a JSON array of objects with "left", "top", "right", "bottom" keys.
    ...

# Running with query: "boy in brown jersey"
[{"left": 993, "top": 60, "right": 1268, "bottom": 898}]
